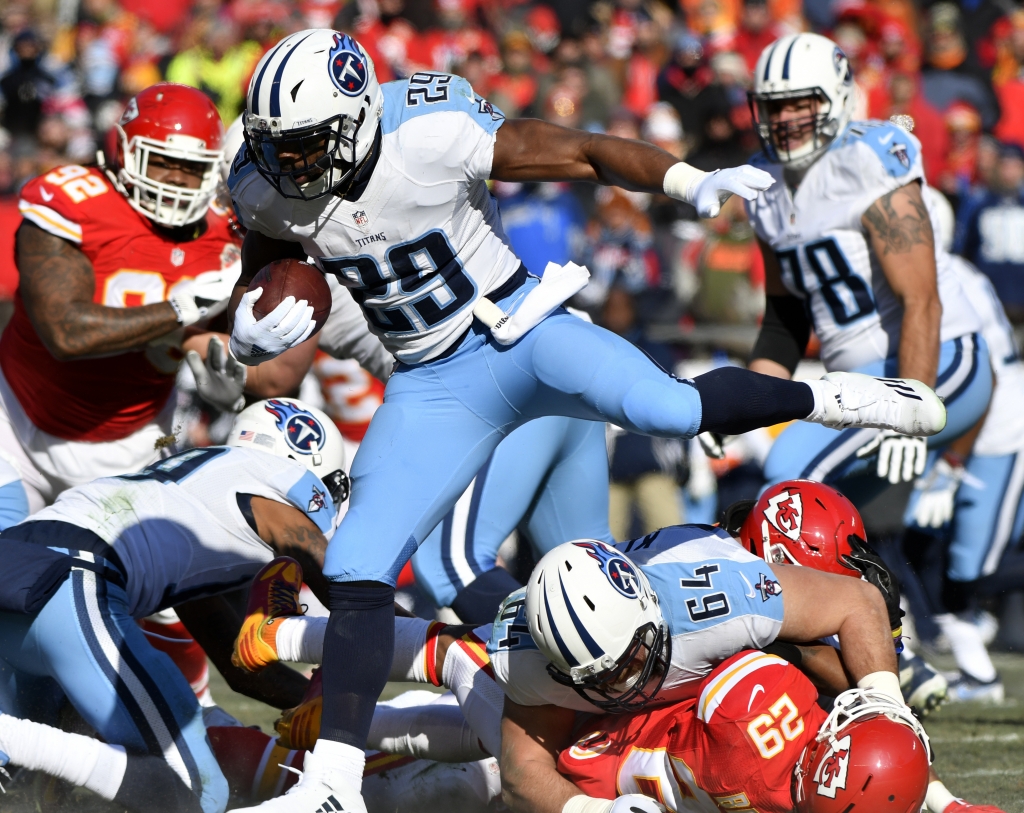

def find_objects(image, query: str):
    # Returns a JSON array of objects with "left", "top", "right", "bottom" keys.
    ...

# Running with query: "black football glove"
[{"left": 843, "top": 534, "right": 905, "bottom": 641}]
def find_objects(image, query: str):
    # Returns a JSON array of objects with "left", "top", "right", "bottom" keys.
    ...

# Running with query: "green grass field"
[{"left": 4, "top": 656, "right": 1022, "bottom": 811}]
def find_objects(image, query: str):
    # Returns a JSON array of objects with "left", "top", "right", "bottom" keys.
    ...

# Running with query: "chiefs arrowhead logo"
[
  {"left": 764, "top": 490, "right": 803, "bottom": 541},
  {"left": 814, "top": 735, "right": 851, "bottom": 799}
]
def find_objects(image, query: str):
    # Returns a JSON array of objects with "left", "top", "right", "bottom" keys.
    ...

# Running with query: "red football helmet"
[
  {"left": 794, "top": 689, "right": 931, "bottom": 813},
  {"left": 739, "top": 480, "right": 864, "bottom": 577},
  {"left": 109, "top": 83, "right": 224, "bottom": 227}
]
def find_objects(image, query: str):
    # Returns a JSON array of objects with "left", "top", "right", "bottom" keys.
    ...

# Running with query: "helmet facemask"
[
  {"left": 115, "top": 128, "right": 223, "bottom": 227},
  {"left": 321, "top": 467, "right": 351, "bottom": 511},
  {"left": 244, "top": 109, "right": 368, "bottom": 201},
  {"left": 749, "top": 88, "right": 839, "bottom": 170},
  {"left": 546, "top": 620, "right": 672, "bottom": 713}
]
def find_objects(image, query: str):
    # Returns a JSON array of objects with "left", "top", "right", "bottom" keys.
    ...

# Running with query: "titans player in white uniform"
[
  {"left": 225, "top": 30, "right": 948, "bottom": 813},
  {"left": 899, "top": 258, "right": 1024, "bottom": 700},
  {"left": 497, "top": 532, "right": 911, "bottom": 813},
  {"left": 0, "top": 398, "right": 348, "bottom": 813},
  {"left": 744, "top": 33, "right": 990, "bottom": 499}
]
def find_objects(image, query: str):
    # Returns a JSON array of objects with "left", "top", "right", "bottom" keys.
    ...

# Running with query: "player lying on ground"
[
  {"left": 0, "top": 398, "right": 348, "bottom": 813},
  {"left": 224, "top": 29, "right": 949, "bottom": 813},
  {"left": 222, "top": 510, "right": 998, "bottom": 813},
  {"left": 231, "top": 511, "right": 904, "bottom": 765}
]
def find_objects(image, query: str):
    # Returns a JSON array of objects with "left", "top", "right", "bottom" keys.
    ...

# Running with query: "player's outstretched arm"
[
  {"left": 500, "top": 698, "right": 582, "bottom": 813},
  {"left": 862, "top": 181, "right": 942, "bottom": 386},
  {"left": 16, "top": 222, "right": 184, "bottom": 359},
  {"left": 491, "top": 118, "right": 774, "bottom": 219},
  {"left": 772, "top": 564, "right": 898, "bottom": 687},
  {"left": 177, "top": 594, "right": 311, "bottom": 709}
]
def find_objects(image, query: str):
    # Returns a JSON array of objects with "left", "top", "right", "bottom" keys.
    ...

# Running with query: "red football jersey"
[
  {"left": 558, "top": 651, "right": 826, "bottom": 813},
  {"left": 2, "top": 165, "right": 241, "bottom": 441},
  {"left": 312, "top": 352, "right": 385, "bottom": 442}
]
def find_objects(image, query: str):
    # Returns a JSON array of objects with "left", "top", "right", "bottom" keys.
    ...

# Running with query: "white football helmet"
[
  {"left": 525, "top": 540, "right": 670, "bottom": 712},
  {"left": 244, "top": 29, "right": 383, "bottom": 200},
  {"left": 227, "top": 398, "right": 350, "bottom": 511},
  {"left": 749, "top": 33, "right": 854, "bottom": 169}
]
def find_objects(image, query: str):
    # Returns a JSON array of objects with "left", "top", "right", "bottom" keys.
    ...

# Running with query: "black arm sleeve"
[{"left": 750, "top": 295, "right": 811, "bottom": 375}]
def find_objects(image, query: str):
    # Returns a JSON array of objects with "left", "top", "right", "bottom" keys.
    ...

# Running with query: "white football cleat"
[
  {"left": 233, "top": 745, "right": 367, "bottom": 813},
  {"left": 807, "top": 372, "right": 946, "bottom": 436}
]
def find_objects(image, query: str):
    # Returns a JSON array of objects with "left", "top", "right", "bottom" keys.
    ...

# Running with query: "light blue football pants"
[
  {"left": 325, "top": 277, "right": 702, "bottom": 584},
  {"left": 0, "top": 571, "right": 228, "bottom": 813},
  {"left": 763, "top": 334, "right": 992, "bottom": 506},
  {"left": 411, "top": 415, "right": 614, "bottom": 609}
]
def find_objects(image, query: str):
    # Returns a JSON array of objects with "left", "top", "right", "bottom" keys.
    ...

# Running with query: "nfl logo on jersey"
[{"left": 353, "top": 211, "right": 369, "bottom": 229}]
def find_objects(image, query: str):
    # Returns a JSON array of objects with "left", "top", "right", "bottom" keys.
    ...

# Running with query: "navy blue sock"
[
  {"left": 114, "top": 754, "right": 203, "bottom": 813},
  {"left": 692, "top": 367, "right": 814, "bottom": 434},
  {"left": 320, "top": 581, "right": 395, "bottom": 746},
  {"left": 451, "top": 566, "right": 523, "bottom": 624}
]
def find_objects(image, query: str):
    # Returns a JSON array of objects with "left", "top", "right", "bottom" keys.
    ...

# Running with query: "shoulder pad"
[
  {"left": 381, "top": 73, "right": 505, "bottom": 136},
  {"left": 19, "top": 166, "right": 114, "bottom": 243},
  {"left": 696, "top": 650, "right": 793, "bottom": 723},
  {"left": 830, "top": 121, "right": 920, "bottom": 178}
]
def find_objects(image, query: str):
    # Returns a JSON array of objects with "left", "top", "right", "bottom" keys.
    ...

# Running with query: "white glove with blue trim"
[{"left": 856, "top": 430, "right": 928, "bottom": 484}]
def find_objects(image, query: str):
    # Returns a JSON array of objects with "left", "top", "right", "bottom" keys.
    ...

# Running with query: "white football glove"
[
  {"left": 697, "top": 431, "right": 727, "bottom": 460},
  {"left": 912, "top": 456, "right": 966, "bottom": 528},
  {"left": 692, "top": 166, "right": 775, "bottom": 218},
  {"left": 610, "top": 794, "right": 666, "bottom": 813},
  {"left": 230, "top": 287, "right": 315, "bottom": 365},
  {"left": 185, "top": 335, "right": 247, "bottom": 413},
  {"left": 855, "top": 430, "right": 928, "bottom": 484}
]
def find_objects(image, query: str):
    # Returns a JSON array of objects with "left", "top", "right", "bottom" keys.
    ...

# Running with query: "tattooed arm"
[
  {"left": 15, "top": 222, "right": 180, "bottom": 360},
  {"left": 862, "top": 181, "right": 942, "bottom": 386},
  {"left": 249, "top": 495, "right": 332, "bottom": 607}
]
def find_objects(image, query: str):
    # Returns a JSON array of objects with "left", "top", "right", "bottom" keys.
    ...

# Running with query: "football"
[{"left": 248, "top": 258, "right": 332, "bottom": 338}]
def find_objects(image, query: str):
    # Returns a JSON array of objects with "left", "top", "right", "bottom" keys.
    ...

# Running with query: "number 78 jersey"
[
  {"left": 745, "top": 120, "right": 980, "bottom": 372},
  {"left": 229, "top": 73, "right": 520, "bottom": 364}
]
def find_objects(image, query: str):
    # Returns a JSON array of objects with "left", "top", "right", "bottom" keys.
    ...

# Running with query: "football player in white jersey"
[
  {"left": 224, "top": 29, "right": 949, "bottom": 813},
  {"left": 0, "top": 398, "right": 349, "bottom": 813},
  {"left": 743, "top": 33, "right": 992, "bottom": 500},
  {"left": 900, "top": 257, "right": 1024, "bottom": 701}
]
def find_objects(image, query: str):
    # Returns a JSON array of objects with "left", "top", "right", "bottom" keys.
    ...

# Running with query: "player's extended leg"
[
  {"left": 497, "top": 309, "right": 818, "bottom": 437},
  {"left": 0, "top": 572, "right": 228, "bottom": 813}
]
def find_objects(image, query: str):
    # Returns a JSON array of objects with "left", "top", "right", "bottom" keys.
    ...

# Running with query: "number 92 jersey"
[
  {"left": 487, "top": 525, "right": 785, "bottom": 711},
  {"left": 745, "top": 121, "right": 980, "bottom": 372},
  {"left": 229, "top": 73, "right": 521, "bottom": 364}
]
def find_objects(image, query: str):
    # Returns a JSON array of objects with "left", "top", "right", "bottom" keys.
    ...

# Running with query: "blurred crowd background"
[{"left": 4, "top": 0, "right": 1024, "bottom": 544}]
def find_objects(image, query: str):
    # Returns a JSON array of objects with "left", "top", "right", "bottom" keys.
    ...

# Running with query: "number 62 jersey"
[
  {"left": 229, "top": 73, "right": 520, "bottom": 364},
  {"left": 745, "top": 120, "right": 980, "bottom": 372},
  {"left": 487, "top": 525, "right": 785, "bottom": 711}
]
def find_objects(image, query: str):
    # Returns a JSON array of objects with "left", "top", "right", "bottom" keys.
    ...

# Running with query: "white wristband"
[
  {"left": 663, "top": 162, "right": 709, "bottom": 205},
  {"left": 562, "top": 796, "right": 614, "bottom": 813},
  {"left": 856, "top": 670, "right": 905, "bottom": 706},
  {"left": 924, "top": 780, "right": 957, "bottom": 813}
]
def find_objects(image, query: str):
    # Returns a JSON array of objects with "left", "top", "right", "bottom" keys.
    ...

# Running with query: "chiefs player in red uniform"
[{"left": 0, "top": 83, "right": 243, "bottom": 512}]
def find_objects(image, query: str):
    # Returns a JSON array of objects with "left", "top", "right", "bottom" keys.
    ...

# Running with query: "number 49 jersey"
[
  {"left": 229, "top": 73, "right": 520, "bottom": 364},
  {"left": 745, "top": 121, "right": 980, "bottom": 372},
  {"left": 558, "top": 650, "right": 826, "bottom": 813},
  {"left": 488, "top": 526, "right": 785, "bottom": 710}
]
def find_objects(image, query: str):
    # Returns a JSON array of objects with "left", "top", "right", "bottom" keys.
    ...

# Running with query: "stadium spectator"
[
  {"left": 732, "top": 0, "right": 785, "bottom": 74},
  {"left": 0, "top": 30, "right": 57, "bottom": 141},
  {"left": 955, "top": 141, "right": 1024, "bottom": 321},
  {"left": 494, "top": 181, "right": 586, "bottom": 275},
  {"left": 920, "top": 2, "right": 1000, "bottom": 130}
]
